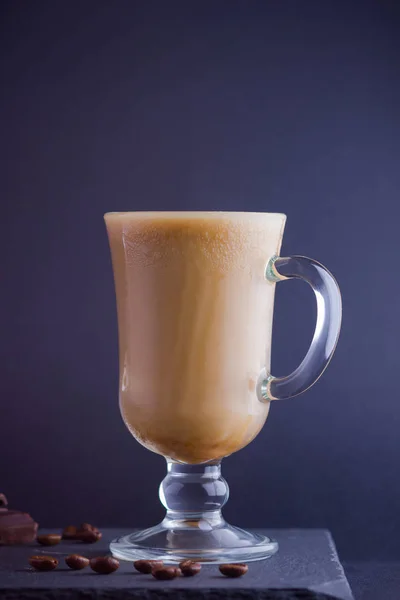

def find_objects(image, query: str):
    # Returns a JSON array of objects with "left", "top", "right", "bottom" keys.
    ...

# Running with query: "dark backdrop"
[{"left": 1, "top": 0, "right": 399, "bottom": 561}]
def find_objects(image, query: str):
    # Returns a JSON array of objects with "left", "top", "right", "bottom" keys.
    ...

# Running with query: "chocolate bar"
[{"left": 0, "top": 496, "right": 38, "bottom": 545}]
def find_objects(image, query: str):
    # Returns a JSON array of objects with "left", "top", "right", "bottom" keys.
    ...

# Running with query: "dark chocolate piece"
[
  {"left": 0, "top": 494, "right": 7, "bottom": 509},
  {"left": 0, "top": 510, "right": 38, "bottom": 545}
]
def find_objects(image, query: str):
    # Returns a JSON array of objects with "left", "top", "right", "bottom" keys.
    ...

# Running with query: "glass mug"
[{"left": 105, "top": 211, "right": 341, "bottom": 563}]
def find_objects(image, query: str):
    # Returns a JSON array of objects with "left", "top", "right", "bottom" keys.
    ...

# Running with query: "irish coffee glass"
[{"left": 105, "top": 212, "right": 341, "bottom": 563}]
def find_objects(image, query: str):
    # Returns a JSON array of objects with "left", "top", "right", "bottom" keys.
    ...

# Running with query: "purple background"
[{"left": 1, "top": 0, "right": 400, "bottom": 560}]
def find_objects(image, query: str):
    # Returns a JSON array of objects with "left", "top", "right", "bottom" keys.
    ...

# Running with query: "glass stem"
[{"left": 159, "top": 460, "right": 229, "bottom": 530}]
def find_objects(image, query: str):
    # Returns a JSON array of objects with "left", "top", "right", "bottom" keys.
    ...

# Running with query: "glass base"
[
  {"left": 110, "top": 519, "right": 278, "bottom": 563},
  {"left": 110, "top": 460, "right": 278, "bottom": 563}
]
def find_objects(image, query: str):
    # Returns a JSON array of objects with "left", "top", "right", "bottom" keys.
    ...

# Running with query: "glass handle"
[{"left": 258, "top": 255, "right": 342, "bottom": 401}]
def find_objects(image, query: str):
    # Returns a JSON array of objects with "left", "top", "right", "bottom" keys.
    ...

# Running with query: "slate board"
[{"left": 0, "top": 528, "right": 354, "bottom": 599}]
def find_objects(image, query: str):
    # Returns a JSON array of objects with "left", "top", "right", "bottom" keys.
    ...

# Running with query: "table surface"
[{"left": 0, "top": 528, "right": 355, "bottom": 599}]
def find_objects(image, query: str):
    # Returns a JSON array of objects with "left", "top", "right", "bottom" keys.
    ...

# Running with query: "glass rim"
[{"left": 104, "top": 210, "right": 287, "bottom": 219}]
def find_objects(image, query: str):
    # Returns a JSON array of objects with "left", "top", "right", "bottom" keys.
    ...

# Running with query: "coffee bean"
[
  {"left": 79, "top": 523, "right": 99, "bottom": 533},
  {"left": 62, "top": 525, "right": 79, "bottom": 540},
  {"left": 219, "top": 563, "right": 248, "bottom": 577},
  {"left": 90, "top": 556, "right": 119, "bottom": 574},
  {"left": 37, "top": 534, "right": 61, "bottom": 546},
  {"left": 179, "top": 560, "right": 201, "bottom": 576},
  {"left": 0, "top": 494, "right": 7, "bottom": 508},
  {"left": 133, "top": 559, "right": 164, "bottom": 574},
  {"left": 29, "top": 555, "right": 58, "bottom": 571},
  {"left": 152, "top": 566, "right": 181, "bottom": 580},
  {"left": 78, "top": 530, "right": 102, "bottom": 543},
  {"left": 65, "top": 554, "right": 90, "bottom": 570}
]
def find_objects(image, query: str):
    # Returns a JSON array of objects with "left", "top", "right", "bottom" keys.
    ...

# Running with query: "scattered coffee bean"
[
  {"left": 0, "top": 494, "right": 7, "bottom": 508},
  {"left": 61, "top": 523, "right": 103, "bottom": 543},
  {"left": 219, "top": 563, "right": 248, "bottom": 577},
  {"left": 62, "top": 525, "right": 79, "bottom": 540},
  {"left": 65, "top": 554, "right": 90, "bottom": 570},
  {"left": 152, "top": 566, "right": 181, "bottom": 580},
  {"left": 78, "top": 530, "right": 102, "bottom": 543},
  {"left": 90, "top": 556, "right": 119, "bottom": 574},
  {"left": 179, "top": 560, "right": 201, "bottom": 576},
  {"left": 79, "top": 523, "right": 99, "bottom": 533},
  {"left": 37, "top": 534, "right": 61, "bottom": 546},
  {"left": 133, "top": 559, "right": 164, "bottom": 574},
  {"left": 29, "top": 555, "right": 58, "bottom": 571}
]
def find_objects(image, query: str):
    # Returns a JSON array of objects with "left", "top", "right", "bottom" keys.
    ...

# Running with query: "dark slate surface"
[{"left": 0, "top": 528, "right": 354, "bottom": 599}]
